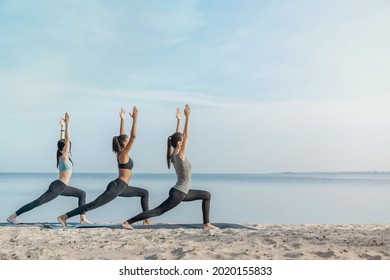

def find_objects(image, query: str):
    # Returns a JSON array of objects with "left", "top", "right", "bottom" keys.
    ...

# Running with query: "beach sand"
[{"left": 0, "top": 224, "right": 389, "bottom": 260}]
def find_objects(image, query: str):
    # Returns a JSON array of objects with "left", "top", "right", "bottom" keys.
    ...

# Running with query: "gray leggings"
[
  {"left": 15, "top": 179, "right": 86, "bottom": 216},
  {"left": 126, "top": 188, "right": 211, "bottom": 224},
  {"left": 65, "top": 178, "right": 149, "bottom": 218}
]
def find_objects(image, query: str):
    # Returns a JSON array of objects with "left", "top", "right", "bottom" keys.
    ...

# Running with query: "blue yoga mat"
[{"left": 44, "top": 223, "right": 121, "bottom": 229}]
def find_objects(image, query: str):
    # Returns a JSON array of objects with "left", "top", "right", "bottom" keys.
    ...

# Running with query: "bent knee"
[{"left": 141, "top": 189, "right": 149, "bottom": 198}]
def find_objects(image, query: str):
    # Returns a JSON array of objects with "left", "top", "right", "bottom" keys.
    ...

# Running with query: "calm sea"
[{"left": 0, "top": 172, "right": 389, "bottom": 224}]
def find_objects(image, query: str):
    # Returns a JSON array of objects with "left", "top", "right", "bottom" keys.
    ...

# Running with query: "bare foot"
[
  {"left": 57, "top": 215, "right": 68, "bottom": 227},
  {"left": 121, "top": 221, "right": 134, "bottom": 230},
  {"left": 7, "top": 213, "right": 19, "bottom": 224},
  {"left": 80, "top": 214, "right": 93, "bottom": 224},
  {"left": 203, "top": 223, "right": 218, "bottom": 230},
  {"left": 143, "top": 218, "right": 153, "bottom": 225}
]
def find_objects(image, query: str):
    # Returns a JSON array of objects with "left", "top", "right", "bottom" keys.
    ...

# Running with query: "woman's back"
[
  {"left": 171, "top": 152, "right": 192, "bottom": 194},
  {"left": 58, "top": 157, "right": 73, "bottom": 185},
  {"left": 117, "top": 155, "right": 133, "bottom": 184}
]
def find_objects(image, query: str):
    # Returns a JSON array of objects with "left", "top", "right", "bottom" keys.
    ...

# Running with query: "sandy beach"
[{"left": 0, "top": 224, "right": 389, "bottom": 260}]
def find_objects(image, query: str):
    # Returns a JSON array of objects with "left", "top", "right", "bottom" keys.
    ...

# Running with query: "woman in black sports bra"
[{"left": 58, "top": 107, "right": 151, "bottom": 226}]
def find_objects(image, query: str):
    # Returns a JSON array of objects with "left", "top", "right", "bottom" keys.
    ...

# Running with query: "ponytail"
[
  {"left": 57, "top": 139, "right": 65, "bottom": 167},
  {"left": 112, "top": 136, "right": 121, "bottom": 155},
  {"left": 167, "top": 136, "right": 173, "bottom": 169},
  {"left": 166, "top": 132, "right": 183, "bottom": 169},
  {"left": 56, "top": 150, "right": 61, "bottom": 168}
]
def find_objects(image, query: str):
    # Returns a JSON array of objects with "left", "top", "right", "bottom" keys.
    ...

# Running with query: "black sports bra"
[{"left": 117, "top": 157, "right": 134, "bottom": 170}]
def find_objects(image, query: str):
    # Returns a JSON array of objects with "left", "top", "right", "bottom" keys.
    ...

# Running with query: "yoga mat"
[{"left": 0, "top": 222, "right": 257, "bottom": 230}]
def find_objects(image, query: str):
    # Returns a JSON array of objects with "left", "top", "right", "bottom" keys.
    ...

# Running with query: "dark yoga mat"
[{"left": 0, "top": 222, "right": 257, "bottom": 230}]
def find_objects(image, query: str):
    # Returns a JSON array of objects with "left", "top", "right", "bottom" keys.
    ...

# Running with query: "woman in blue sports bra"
[
  {"left": 58, "top": 107, "right": 151, "bottom": 226},
  {"left": 7, "top": 113, "right": 91, "bottom": 224}
]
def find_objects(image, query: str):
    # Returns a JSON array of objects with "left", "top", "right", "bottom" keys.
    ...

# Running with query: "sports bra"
[
  {"left": 59, "top": 157, "right": 73, "bottom": 171},
  {"left": 117, "top": 157, "right": 134, "bottom": 170}
]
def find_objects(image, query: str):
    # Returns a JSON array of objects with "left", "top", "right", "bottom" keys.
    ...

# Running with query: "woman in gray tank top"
[{"left": 122, "top": 104, "right": 217, "bottom": 230}]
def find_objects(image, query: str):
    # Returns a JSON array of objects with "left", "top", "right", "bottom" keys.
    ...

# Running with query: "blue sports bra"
[
  {"left": 117, "top": 157, "right": 133, "bottom": 170},
  {"left": 59, "top": 157, "right": 73, "bottom": 171}
]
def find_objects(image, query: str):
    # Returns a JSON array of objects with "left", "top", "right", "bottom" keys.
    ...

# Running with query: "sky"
[{"left": 0, "top": 0, "right": 389, "bottom": 173}]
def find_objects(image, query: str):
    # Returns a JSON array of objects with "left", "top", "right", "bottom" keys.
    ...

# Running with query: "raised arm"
[
  {"left": 120, "top": 106, "right": 138, "bottom": 157},
  {"left": 60, "top": 117, "right": 65, "bottom": 139},
  {"left": 175, "top": 108, "right": 182, "bottom": 133},
  {"left": 179, "top": 104, "right": 190, "bottom": 160},
  {"left": 119, "top": 107, "right": 126, "bottom": 135},
  {"left": 62, "top": 113, "right": 71, "bottom": 159}
]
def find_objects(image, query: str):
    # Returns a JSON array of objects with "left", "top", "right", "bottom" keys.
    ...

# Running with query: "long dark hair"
[
  {"left": 56, "top": 139, "right": 73, "bottom": 167},
  {"left": 166, "top": 132, "right": 183, "bottom": 169},
  {"left": 112, "top": 134, "right": 129, "bottom": 155}
]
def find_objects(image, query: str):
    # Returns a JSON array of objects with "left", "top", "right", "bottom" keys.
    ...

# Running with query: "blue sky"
[{"left": 0, "top": 0, "right": 389, "bottom": 173}]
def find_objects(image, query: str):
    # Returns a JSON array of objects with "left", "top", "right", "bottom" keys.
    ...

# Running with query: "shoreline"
[
  {"left": 1, "top": 171, "right": 390, "bottom": 175},
  {"left": 0, "top": 224, "right": 389, "bottom": 260}
]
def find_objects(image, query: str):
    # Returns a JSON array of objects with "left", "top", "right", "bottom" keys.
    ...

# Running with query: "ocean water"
[{"left": 0, "top": 172, "right": 389, "bottom": 224}]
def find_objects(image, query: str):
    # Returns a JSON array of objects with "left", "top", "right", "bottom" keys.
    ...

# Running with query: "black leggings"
[
  {"left": 15, "top": 180, "right": 86, "bottom": 216},
  {"left": 126, "top": 188, "right": 211, "bottom": 224},
  {"left": 66, "top": 178, "right": 149, "bottom": 218}
]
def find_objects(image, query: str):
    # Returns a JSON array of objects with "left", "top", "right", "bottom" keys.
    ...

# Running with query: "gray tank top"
[{"left": 171, "top": 153, "right": 192, "bottom": 194}]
